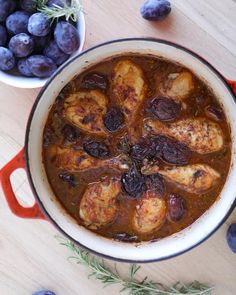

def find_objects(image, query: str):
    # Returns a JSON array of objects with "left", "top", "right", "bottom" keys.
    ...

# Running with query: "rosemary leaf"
[{"left": 59, "top": 238, "right": 213, "bottom": 295}]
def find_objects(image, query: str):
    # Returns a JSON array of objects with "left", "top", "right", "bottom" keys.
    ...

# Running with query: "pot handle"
[
  {"left": 0, "top": 148, "right": 46, "bottom": 220},
  {"left": 226, "top": 79, "right": 236, "bottom": 95}
]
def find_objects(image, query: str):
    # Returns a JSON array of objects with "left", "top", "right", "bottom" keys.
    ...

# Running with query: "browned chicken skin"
[
  {"left": 112, "top": 60, "right": 147, "bottom": 143},
  {"left": 141, "top": 164, "right": 220, "bottom": 194},
  {"left": 133, "top": 190, "right": 166, "bottom": 234},
  {"left": 157, "top": 71, "right": 194, "bottom": 101},
  {"left": 79, "top": 177, "right": 121, "bottom": 229},
  {"left": 112, "top": 60, "right": 146, "bottom": 121},
  {"left": 145, "top": 117, "right": 224, "bottom": 154},
  {"left": 63, "top": 90, "right": 108, "bottom": 136},
  {"left": 49, "top": 146, "right": 130, "bottom": 172}
]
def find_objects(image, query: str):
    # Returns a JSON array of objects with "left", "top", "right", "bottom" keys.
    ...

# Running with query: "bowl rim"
[
  {"left": 0, "top": 7, "right": 86, "bottom": 89},
  {"left": 25, "top": 37, "right": 236, "bottom": 263}
]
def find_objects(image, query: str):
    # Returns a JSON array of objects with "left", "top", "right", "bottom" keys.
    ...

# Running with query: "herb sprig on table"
[{"left": 61, "top": 239, "right": 213, "bottom": 295}]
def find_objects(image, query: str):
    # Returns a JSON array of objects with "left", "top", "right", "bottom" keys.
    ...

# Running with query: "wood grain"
[{"left": 0, "top": 1, "right": 236, "bottom": 294}]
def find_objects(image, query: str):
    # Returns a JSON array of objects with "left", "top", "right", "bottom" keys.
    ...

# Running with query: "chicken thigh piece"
[
  {"left": 133, "top": 190, "right": 166, "bottom": 234},
  {"left": 141, "top": 164, "right": 220, "bottom": 194},
  {"left": 157, "top": 71, "right": 194, "bottom": 101},
  {"left": 112, "top": 60, "right": 147, "bottom": 120},
  {"left": 79, "top": 177, "right": 121, "bottom": 229},
  {"left": 50, "top": 146, "right": 130, "bottom": 172},
  {"left": 63, "top": 90, "right": 108, "bottom": 136},
  {"left": 145, "top": 118, "right": 224, "bottom": 154}
]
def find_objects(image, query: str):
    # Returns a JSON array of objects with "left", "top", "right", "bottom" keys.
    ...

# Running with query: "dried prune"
[
  {"left": 168, "top": 194, "right": 186, "bottom": 222},
  {"left": 61, "top": 124, "right": 80, "bottom": 142},
  {"left": 146, "top": 174, "right": 165, "bottom": 197},
  {"left": 205, "top": 105, "right": 223, "bottom": 121},
  {"left": 227, "top": 223, "right": 236, "bottom": 253},
  {"left": 59, "top": 172, "right": 76, "bottom": 186},
  {"left": 130, "top": 137, "right": 156, "bottom": 160},
  {"left": 151, "top": 135, "right": 167, "bottom": 157},
  {"left": 121, "top": 165, "right": 146, "bottom": 197},
  {"left": 103, "top": 106, "right": 125, "bottom": 132},
  {"left": 150, "top": 96, "right": 181, "bottom": 121},
  {"left": 83, "top": 140, "right": 110, "bottom": 159},
  {"left": 113, "top": 233, "right": 138, "bottom": 242},
  {"left": 162, "top": 139, "right": 191, "bottom": 165},
  {"left": 153, "top": 135, "right": 191, "bottom": 165},
  {"left": 82, "top": 72, "right": 108, "bottom": 90}
]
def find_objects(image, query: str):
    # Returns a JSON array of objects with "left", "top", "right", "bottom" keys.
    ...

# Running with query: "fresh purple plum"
[
  {"left": 9, "top": 33, "right": 34, "bottom": 57},
  {"left": 20, "top": 0, "right": 37, "bottom": 12},
  {"left": 140, "top": 0, "right": 171, "bottom": 21},
  {"left": 0, "top": 47, "right": 15, "bottom": 71},
  {"left": 54, "top": 21, "right": 80, "bottom": 54},
  {"left": 27, "top": 55, "right": 57, "bottom": 77},
  {"left": 0, "top": 25, "right": 7, "bottom": 46},
  {"left": 17, "top": 58, "right": 33, "bottom": 76},
  {"left": 28, "top": 13, "right": 51, "bottom": 37},
  {"left": 47, "top": 0, "right": 71, "bottom": 7},
  {"left": 32, "top": 291, "right": 56, "bottom": 295},
  {"left": 33, "top": 35, "right": 51, "bottom": 53},
  {"left": 6, "top": 11, "right": 30, "bottom": 35},
  {"left": 0, "top": 0, "right": 16, "bottom": 22},
  {"left": 44, "top": 40, "right": 69, "bottom": 65},
  {"left": 227, "top": 223, "right": 236, "bottom": 253}
]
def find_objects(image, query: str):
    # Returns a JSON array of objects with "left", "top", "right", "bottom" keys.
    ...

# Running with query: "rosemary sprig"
[
  {"left": 60, "top": 238, "right": 213, "bottom": 295},
  {"left": 36, "top": 0, "right": 83, "bottom": 22}
]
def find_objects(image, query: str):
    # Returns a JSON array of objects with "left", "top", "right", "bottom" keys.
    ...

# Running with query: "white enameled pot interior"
[{"left": 27, "top": 39, "right": 236, "bottom": 261}]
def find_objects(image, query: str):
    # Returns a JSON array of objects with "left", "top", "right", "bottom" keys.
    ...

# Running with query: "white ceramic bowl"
[
  {"left": 0, "top": 7, "right": 85, "bottom": 89},
  {"left": 1, "top": 39, "right": 236, "bottom": 262}
]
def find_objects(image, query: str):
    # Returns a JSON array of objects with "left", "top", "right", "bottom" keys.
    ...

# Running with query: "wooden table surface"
[{"left": 0, "top": 1, "right": 236, "bottom": 294}]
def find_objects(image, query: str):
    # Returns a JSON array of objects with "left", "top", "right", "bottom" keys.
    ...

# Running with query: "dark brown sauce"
[{"left": 43, "top": 54, "right": 231, "bottom": 242}]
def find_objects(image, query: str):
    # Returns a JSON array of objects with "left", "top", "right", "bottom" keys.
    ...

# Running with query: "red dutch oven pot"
[{"left": 0, "top": 39, "right": 236, "bottom": 262}]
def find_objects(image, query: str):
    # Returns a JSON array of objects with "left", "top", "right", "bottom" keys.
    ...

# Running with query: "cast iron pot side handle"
[
  {"left": 226, "top": 79, "right": 236, "bottom": 95},
  {"left": 0, "top": 148, "right": 46, "bottom": 220}
]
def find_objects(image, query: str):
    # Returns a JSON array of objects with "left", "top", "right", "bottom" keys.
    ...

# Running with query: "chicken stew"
[{"left": 43, "top": 55, "right": 231, "bottom": 242}]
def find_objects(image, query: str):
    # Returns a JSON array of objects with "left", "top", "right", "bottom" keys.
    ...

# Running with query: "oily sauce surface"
[{"left": 43, "top": 55, "right": 231, "bottom": 242}]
